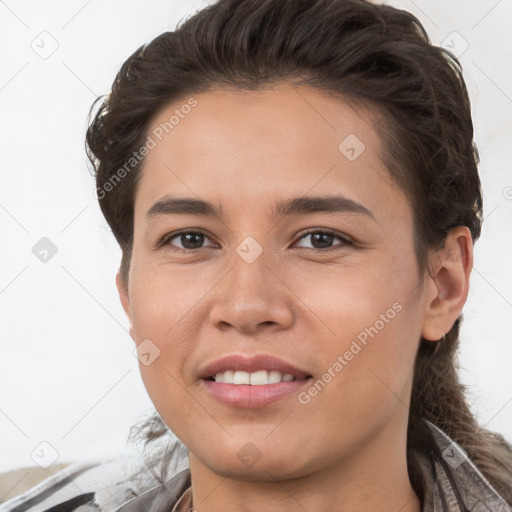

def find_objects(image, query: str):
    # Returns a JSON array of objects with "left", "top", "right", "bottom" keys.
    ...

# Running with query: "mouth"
[
  {"left": 198, "top": 354, "right": 313, "bottom": 408},
  {"left": 199, "top": 353, "right": 312, "bottom": 382},
  {"left": 206, "top": 369, "right": 308, "bottom": 385}
]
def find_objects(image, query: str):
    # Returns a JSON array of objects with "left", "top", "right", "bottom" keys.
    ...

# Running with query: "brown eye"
[
  {"left": 161, "top": 230, "right": 215, "bottom": 250},
  {"left": 295, "top": 230, "right": 352, "bottom": 250}
]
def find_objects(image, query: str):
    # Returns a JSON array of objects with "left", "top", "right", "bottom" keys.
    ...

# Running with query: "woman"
[{"left": 4, "top": 0, "right": 511, "bottom": 510}]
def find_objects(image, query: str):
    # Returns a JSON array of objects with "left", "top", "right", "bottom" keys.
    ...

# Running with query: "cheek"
[
  {"left": 128, "top": 260, "right": 214, "bottom": 340},
  {"left": 295, "top": 258, "right": 422, "bottom": 409},
  {"left": 138, "top": 361, "right": 194, "bottom": 418},
  {"left": 127, "top": 264, "right": 219, "bottom": 405},
  {"left": 297, "top": 310, "right": 419, "bottom": 452}
]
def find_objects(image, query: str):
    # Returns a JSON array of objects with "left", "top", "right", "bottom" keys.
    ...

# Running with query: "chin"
[
  {"left": 191, "top": 438, "right": 320, "bottom": 482},
  {"left": 207, "top": 458, "right": 311, "bottom": 482}
]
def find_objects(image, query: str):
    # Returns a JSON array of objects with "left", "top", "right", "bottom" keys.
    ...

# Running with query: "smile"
[
  {"left": 198, "top": 354, "right": 313, "bottom": 408},
  {"left": 211, "top": 370, "right": 297, "bottom": 385}
]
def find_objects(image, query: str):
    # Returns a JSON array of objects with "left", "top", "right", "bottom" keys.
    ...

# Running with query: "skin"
[{"left": 116, "top": 81, "right": 473, "bottom": 512}]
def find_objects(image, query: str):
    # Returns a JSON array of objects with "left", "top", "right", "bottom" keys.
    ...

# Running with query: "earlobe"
[
  {"left": 116, "top": 271, "right": 134, "bottom": 340},
  {"left": 421, "top": 226, "right": 473, "bottom": 341}
]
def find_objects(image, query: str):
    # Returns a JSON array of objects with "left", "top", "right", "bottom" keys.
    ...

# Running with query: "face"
[{"left": 118, "top": 82, "right": 433, "bottom": 481}]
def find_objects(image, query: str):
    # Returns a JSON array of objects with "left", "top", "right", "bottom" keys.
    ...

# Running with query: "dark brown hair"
[{"left": 86, "top": 0, "right": 512, "bottom": 502}]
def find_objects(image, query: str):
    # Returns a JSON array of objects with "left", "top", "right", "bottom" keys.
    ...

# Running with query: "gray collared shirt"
[{"left": 1, "top": 419, "right": 510, "bottom": 512}]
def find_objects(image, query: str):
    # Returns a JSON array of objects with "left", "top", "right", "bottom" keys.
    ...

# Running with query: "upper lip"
[{"left": 199, "top": 354, "right": 311, "bottom": 380}]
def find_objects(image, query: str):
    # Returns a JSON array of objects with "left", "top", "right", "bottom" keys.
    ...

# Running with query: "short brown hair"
[{"left": 86, "top": 0, "right": 512, "bottom": 502}]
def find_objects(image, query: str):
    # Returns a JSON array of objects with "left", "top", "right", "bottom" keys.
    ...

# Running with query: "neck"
[{"left": 187, "top": 410, "right": 421, "bottom": 512}]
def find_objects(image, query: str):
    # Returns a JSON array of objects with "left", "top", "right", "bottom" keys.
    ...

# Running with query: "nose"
[{"left": 208, "top": 247, "right": 295, "bottom": 335}]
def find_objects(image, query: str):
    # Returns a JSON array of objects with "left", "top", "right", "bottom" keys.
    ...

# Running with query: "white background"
[{"left": 0, "top": 0, "right": 511, "bottom": 473}]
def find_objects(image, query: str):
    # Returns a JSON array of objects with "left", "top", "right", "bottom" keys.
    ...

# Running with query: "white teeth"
[
  {"left": 233, "top": 371, "right": 250, "bottom": 384},
  {"left": 217, "top": 370, "right": 234, "bottom": 383},
  {"left": 213, "top": 370, "right": 297, "bottom": 385},
  {"left": 249, "top": 370, "right": 268, "bottom": 385},
  {"left": 268, "top": 370, "right": 282, "bottom": 384}
]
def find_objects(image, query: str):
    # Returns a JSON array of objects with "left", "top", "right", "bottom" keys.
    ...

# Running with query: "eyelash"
[{"left": 156, "top": 228, "right": 353, "bottom": 252}]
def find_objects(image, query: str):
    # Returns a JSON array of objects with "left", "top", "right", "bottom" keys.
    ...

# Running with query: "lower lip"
[{"left": 201, "top": 379, "right": 312, "bottom": 408}]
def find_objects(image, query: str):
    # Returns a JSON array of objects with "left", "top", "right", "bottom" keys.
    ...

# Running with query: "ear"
[
  {"left": 421, "top": 226, "right": 473, "bottom": 341},
  {"left": 116, "top": 271, "right": 134, "bottom": 341}
]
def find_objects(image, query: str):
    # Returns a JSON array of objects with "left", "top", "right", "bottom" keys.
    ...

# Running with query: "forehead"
[
  {"left": 135, "top": 83, "right": 408, "bottom": 225},
  {"left": 146, "top": 83, "right": 380, "bottom": 163}
]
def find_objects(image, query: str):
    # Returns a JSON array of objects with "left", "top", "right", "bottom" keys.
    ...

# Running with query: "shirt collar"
[{"left": 106, "top": 419, "right": 512, "bottom": 512}]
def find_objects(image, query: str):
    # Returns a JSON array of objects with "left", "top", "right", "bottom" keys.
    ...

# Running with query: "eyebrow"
[{"left": 146, "top": 194, "right": 376, "bottom": 222}]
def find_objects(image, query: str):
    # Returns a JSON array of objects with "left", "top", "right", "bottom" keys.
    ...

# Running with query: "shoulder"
[
  {"left": 421, "top": 419, "right": 512, "bottom": 511},
  {"left": 0, "top": 437, "right": 189, "bottom": 512}
]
